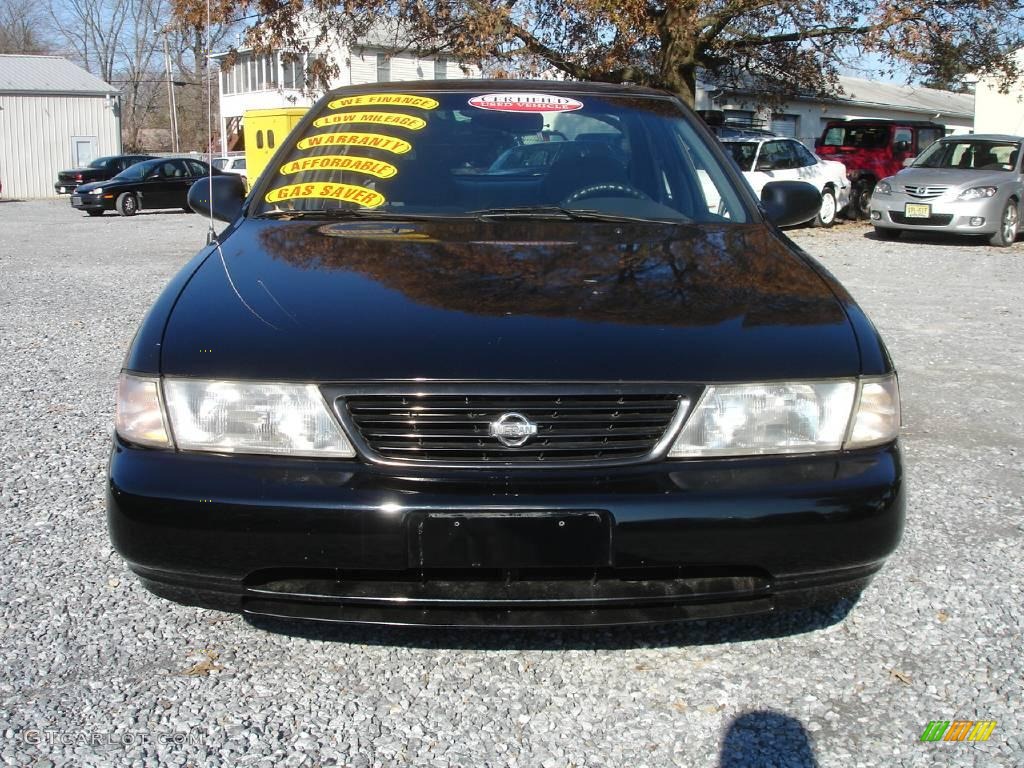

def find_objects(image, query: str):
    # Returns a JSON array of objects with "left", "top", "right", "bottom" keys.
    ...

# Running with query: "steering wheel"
[{"left": 562, "top": 182, "right": 652, "bottom": 205}]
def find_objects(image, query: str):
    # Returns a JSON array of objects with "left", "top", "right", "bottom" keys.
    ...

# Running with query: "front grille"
[
  {"left": 902, "top": 185, "right": 948, "bottom": 199},
  {"left": 340, "top": 392, "right": 684, "bottom": 465},
  {"left": 890, "top": 212, "right": 954, "bottom": 226}
]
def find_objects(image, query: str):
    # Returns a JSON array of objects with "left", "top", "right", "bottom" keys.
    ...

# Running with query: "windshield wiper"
[
  {"left": 257, "top": 208, "right": 449, "bottom": 221},
  {"left": 468, "top": 206, "right": 687, "bottom": 225}
]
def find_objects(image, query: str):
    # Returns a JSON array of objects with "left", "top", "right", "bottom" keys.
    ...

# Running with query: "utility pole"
[{"left": 162, "top": 31, "right": 180, "bottom": 153}]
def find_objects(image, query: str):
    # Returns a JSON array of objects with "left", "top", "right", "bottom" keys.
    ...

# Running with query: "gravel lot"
[{"left": 1, "top": 199, "right": 1021, "bottom": 767}]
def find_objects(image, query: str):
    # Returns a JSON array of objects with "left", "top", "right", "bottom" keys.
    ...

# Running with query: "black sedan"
[
  {"left": 54, "top": 154, "right": 155, "bottom": 194},
  {"left": 108, "top": 81, "right": 904, "bottom": 628},
  {"left": 71, "top": 157, "right": 227, "bottom": 216}
]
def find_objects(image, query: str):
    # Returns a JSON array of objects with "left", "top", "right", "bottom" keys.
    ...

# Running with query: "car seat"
[{"left": 543, "top": 142, "right": 630, "bottom": 203}]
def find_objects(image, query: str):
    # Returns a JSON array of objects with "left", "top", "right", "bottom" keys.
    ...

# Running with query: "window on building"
[
  {"left": 254, "top": 56, "right": 263, "bottom": 90},
  {"left": 376, "top": 53, "right": 391, "bottom": 82},
  {"left": 221, "top": 68, "right": 233, "bottom": 95},
  {"left": 241, "top": 54, "right": 250, "bottom": 92},
  {"left": 433, "top": 56, "right": 448, "bottom": 80},
  {"left": 265, "top": 53, "right": 278, "bottom": 87},
  {"left": 283, "top": 53, "right": 304, "bottom": 90}
]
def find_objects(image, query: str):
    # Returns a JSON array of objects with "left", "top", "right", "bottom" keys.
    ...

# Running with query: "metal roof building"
[
  {"left": 0, "top": 55, "right": 121, "bottom": 198},
  {"left": 698, "top": 74, "right": 975, "bottom": 147}
]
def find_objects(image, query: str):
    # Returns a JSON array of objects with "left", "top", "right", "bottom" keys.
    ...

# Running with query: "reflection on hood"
[{"left": 257, "top": 220, "right": 844, "bottom": 328}]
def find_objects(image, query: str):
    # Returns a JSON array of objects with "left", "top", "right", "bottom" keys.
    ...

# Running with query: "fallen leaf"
[
  {"left": 937, "top": 610, "right": 950, "bottom": 622},
  {"left": 888, "top": 668, "right": 912, "bottom": 685},
  {"left": 182, "top": 649, "right": 222, "bottom": 677},
  {"left": 672, "top": 701, "right": 688, "bottom": 712}
]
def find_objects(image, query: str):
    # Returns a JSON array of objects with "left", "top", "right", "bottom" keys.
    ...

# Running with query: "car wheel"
[
  {"left": 813, "top": 188, "right": 837, "bottom": 228},
  {"left": 116, "top": 192, "right": 138, "bottom": 217},
  {"left": 86, "top": 210, "right": 104, "bottom": 217},
  {"left": 182, "top": 205, "right": 195, "bottom": 213},
  {"left": 874, "top": 227, "right": 901, "bottom": 241},
  {"left": 989, "top": 199, "right": 1019, "bottom": 247},
  {"left": 850, "top": 180, "right": 874, "bottom": 220}
]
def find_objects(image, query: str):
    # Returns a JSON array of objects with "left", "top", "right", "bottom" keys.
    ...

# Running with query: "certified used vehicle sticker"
[
  {"left": 296, "top": 133, "right": 412, "bottom": 154},
  {"left": 468, "top": 93, "right": 584, "bottom": 113},
  {"left": 265, "top": 183, "right": 386, "bottom": 208},
  {"left": 312, "top": 112, "right": 427, "bottom": 130},
  {"left": 280, "top": 156, "right": 398, "bottom": 179},
  {"left": 328, "top": 94, "right": 439, "bottom": 110}
]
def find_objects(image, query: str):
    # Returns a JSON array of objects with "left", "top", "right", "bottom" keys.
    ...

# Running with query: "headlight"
[
  {"left": 874, "top": 180, "right": 891, "bottom": 195},
  {"left": 669, "top": 375, "right": 900, "bottom": 458},
  {"left": 115, "top": 373, "right": 172, "bottom": 448},
  {"left": 958, "top": 186, "right": 997, "bottom": 200},
  {"left": 163, "top": 379, "right": 355, "bottom": 457},
  {"left": 90, "top": 187, "right": 104, "bottom": 195}
]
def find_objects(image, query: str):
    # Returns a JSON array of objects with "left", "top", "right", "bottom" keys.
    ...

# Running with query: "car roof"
[
  {"left": 823, "top": 119, "right": 946, "bottom": 128},
  {"left": 324, "top": 78, "right": 675, "bottom": 100},
  {"left": 721, "top": 136, "right": 792, "bottom": 144},
  {"left": 938, "top": 133, "right": 1024, "bottom": 142}
]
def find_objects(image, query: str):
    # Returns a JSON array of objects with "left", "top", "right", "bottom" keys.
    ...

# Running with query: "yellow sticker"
[
  {"left": 279, "top": 155, "right": 398, "bottom": 179},
  {"left": 265, "top": 183, "right": 385, "bottom": 208},
  {"left": 312, "top": 111, "right": 426, "bottom": 130},
  {"left": 328, "top": 94, "right": 439, "bottom": 110},
  {"left": 296, "top": 132, "right": 412, "bottom": 154}
]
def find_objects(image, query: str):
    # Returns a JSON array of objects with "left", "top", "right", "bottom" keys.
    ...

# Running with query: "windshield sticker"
[
  {"left": 296, "top": 133, "right": 412, "bottom": 154},
  {"left": 468, "top": 93, "right": 584, "bottom": 113},
  {"left": 328, "top": 94, "right": 439, "bottom": 110},
  {"left": 265, "top": 183, "right": 385, "bottom": 208},
  {"left": 280, "top": 156, "right": 398, "bottom": 179},
  {"left": 312, "top": 112, "right": 426, "bottom": 130}
]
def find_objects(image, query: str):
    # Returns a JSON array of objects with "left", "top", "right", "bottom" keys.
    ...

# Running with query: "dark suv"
[
  {"left": 54, "top": 154, "right": 155, "bottom": 194},
  {"left": 816, "top": 120, "right": 946, "bottom": 218}
]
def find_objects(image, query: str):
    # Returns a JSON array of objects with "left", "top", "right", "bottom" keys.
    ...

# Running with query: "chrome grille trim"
[
  {"left": 327, "top": 384, "right": 695, "bottom": 468},
  {"left": 902, "top": 185, "right": 948, "bottom": 199}
]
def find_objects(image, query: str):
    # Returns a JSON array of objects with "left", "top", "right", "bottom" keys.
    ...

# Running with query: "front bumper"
[
  {"left": 70, "top": 194, "right": 112, "bottom": 212},
  {"left": 870, "top": 192, "right": 1002, "bottom": 233},
  {"left": 108, "top": 439, "right": 905, "bottom": 627}
]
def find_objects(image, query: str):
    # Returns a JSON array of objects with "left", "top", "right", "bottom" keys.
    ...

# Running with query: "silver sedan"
[{"left": 869, "top": 134, "right": 1023, "bottom": 247}]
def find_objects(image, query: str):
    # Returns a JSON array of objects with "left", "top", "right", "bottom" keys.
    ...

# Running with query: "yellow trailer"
[{"left": 242, "top": 107, "right": 309, "bottom": 190}]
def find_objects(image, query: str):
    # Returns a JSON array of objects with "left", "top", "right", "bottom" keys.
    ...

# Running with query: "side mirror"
[
  {"left": 760, "top": 180, "right": 822, "bottom": 227},
  {"left": 188, "top": 174, "right": 246, "bottom": 223},
  {"left": 893, "top": 140, "right": 910, "bottom": 154},
  {"left": 901, "top": 156, "right": 917, "bottom": 168}
]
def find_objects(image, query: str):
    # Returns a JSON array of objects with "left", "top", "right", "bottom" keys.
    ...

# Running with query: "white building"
[
  {"left": 697, "top": 74, "right": 975, "bottom": 147},
  {"left": 974, "top": 49, "right": 1024, "bottom": 135},
  {"left": 0, "top": 55, "right": 121, "bottom": 198},
  {"left": 213, "top": 41, "right": 480, "bottom": 155}
]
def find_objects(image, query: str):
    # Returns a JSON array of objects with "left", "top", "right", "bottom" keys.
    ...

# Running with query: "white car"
[
  {"left": 211, "top": 156, "right": 247, "bottom": 186},
  {"left": 722, "top": 137, "right": 850, "bottom": 227}
]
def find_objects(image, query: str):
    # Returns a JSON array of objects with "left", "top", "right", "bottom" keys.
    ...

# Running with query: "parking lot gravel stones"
[{"left": 1, "top": 201, "right": 1021, "bottom": 767}]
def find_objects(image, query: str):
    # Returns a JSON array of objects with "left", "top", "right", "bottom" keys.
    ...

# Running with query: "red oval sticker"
[{"left": 468, "top": 93, "right": 584, "bottom": 113}]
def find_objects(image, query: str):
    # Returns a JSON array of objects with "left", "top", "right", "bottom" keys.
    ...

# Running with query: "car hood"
[
  {"left": 75, "top": 179, "right": 115, "bottom": 192},
  {"left": 160, "top": 218, "right": 861, "bottom": 382},
  {"left": 894, "top": 167, "right": 1014, "bottom": 189}
]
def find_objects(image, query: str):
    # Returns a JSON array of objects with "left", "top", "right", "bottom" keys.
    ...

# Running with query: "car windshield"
[
  {"left": 821, "top": 125, "right": 889, "bottom": 149},
  {"left": 914, "top": 139, "right": 1021, "bottom": 171},
  {"left": 255, "top": 90, "right": 750, "bottom": 223},
  {"left": 212, "top": 158, "right": 228, "bottom": 170},
  {"left": 88, "top": 156, "right": 114, "bottom": 169},
  {"left": 722, "top": 142, "right": 757, "bottom": 172},
  {"left": 113, "top": 160, "right": 160, "bottom": 180}
]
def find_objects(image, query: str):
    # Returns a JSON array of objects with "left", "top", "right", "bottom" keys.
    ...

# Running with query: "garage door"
[{"left": 771, "top": 114, "right": 799, "bottom": 138}]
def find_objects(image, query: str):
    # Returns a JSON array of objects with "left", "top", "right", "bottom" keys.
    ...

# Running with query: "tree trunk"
[{"left": 658, "top": 4, "right": 699, "bottom": 106}]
